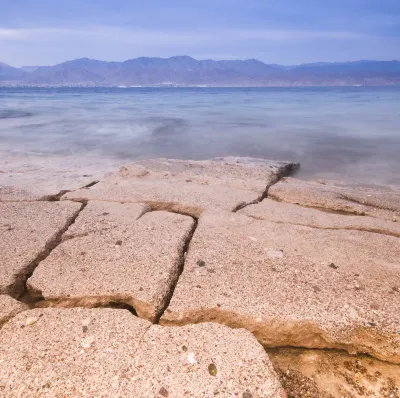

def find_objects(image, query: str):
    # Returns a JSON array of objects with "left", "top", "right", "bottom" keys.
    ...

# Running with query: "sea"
[{"left": 1, "top": 86, "right": 400, "bottom": 185}]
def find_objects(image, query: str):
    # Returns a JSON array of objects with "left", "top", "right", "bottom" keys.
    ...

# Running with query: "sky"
[{"left": 1, "top": 0, "right": 399, "bottom": 67}]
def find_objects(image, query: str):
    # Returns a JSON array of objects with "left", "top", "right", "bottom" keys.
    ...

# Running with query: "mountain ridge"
[{"left": 1, "top": 56, "right": 400, "bottom": 86}]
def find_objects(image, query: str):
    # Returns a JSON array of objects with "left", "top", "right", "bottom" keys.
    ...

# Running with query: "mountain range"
[{"left": 1, "top": 56, "right": 400, "bottom": 86}]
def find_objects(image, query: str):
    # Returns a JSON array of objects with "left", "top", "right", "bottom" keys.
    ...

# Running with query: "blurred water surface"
[{"left": 1, "top": 86, "right": 399, "bottom": 184}]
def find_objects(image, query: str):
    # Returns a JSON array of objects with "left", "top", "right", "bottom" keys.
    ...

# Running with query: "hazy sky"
[{"left": 1, "top": 0, "right": 399, "bottom": 66}]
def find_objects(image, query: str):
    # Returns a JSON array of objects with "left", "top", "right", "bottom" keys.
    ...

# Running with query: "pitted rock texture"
[
  {"left": 268, "top": 348, "right": 400, "bottom": 398},
  {"left": 0, "top": 308, "right": 285, "bottom": 397},
  {"left": 0, "top": 154, "right": 119, "bottom": 201},
  {"left": 63, "top": 201, "right": 150, "bottom": 239},
  {"left": 239, "top": 198, "right": 400, "bottom": 238},
  {"left": 64, "top": 157, "right": 299, "bottom": 217},
  {"left": 269, "top": 178, "right": 400, "bottom": 221},
  {"left": 28, "top": 209, "right": 195, "bottom": 322},
  {"left": 161, "top": 210, "right": 400, "bottom": 363},
  {"left": 0, "top": 201, "right": 82, "bottom": 297},
  {"left": 0, "top": 295, "right": 28, "bottom": 327}
]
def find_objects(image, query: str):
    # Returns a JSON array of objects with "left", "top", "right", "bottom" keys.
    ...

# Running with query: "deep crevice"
[
  {"left": 154, "top": 215, "right": 199, "bottom": 324},
  {"left": 17, "top": 202, "right": 87, "bottom": 305},
  {"left": 32, "top": 297, "right": 138, "bottom": 316},
  {"left": 42, "top": 190, "right": 71, "bottom": 202},
  {"left": 232, "top": 162, "right": 300, "bottom": 213},
  {"left": 81, "top": 180, "right": 100, "bottom": 189}
]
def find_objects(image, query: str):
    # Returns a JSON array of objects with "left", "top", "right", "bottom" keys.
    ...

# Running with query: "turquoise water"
[{"left": 1, "top": 87, "right": 399, "bottom": 184}]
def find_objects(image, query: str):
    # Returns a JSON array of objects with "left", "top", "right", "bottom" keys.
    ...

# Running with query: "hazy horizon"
[
  {"left": 1, "top": 0, "right": 399, "bottom": 67},
  {"left": 3, "top": 56, "right": 400, "bottom": 70}
]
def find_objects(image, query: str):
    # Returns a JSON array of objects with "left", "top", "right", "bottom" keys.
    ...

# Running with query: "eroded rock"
[
  {"left": 269, "top": 178, "right": 400, "bottom": 221},
  {"left": 161, "top": 211, "right": 400, "bottom": 363},
  {"left": 28, "top": 210, "right": 195, "bottom": 322},
  {"left": 0, "top": 154, "right": 119, "bottom": 201},
  {"left": 64, "top": 157, "right": 299, "bottom": 217},
  {"left": 63, "top": 201, "right": 150, "bottom": 239},
  {"left": 239, "top": 198, "right": 400, "bottom": 238},
  {"left": 0, "top": 201, "right": 82, "bottom": 297},
  {"left": 268, "top": 348, "right": 400, "bottom": 398},
  {"left": 0, "top": 295, "right": 28, "bottom": 327},
  {"left": 0, "top": 308, "right": 285, "bottom": 397}
]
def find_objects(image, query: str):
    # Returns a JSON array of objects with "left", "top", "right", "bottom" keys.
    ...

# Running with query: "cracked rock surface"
[
  {"left": 1, "top": 157, "right": 400, "bottom": 396},
  {"left": 0, "top": 154, "right": 119, "bottom": 201},
  {"left": 162, "top": 210, "right": 400, "bottom": 363},
  {"left": 64, "top": 157, "right": 299, "bottom": 217},
  {"left": 269, "top": 178, "right": 400, "bottom": 221},
  {"left": 28, "top": 208, "right": 195, "bottom": 322},
  {"left": 0, "top": 201, "right": 82, "bottom": 297},
  {"left": 0, "top": 295, "right": 28, "bottom": 327},
  {"left": 239, "top": 198, "right": 400, "bottom": 237},
  {"left": 0, "top": 308, "right": 285, "bottom": 398}
]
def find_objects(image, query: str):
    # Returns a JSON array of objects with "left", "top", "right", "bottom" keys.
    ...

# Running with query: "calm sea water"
[{"left": 1, "top": 87, "right": 399, "bottom": 184}]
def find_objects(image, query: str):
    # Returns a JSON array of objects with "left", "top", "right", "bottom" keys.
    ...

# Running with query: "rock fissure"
[
  {"left": 17, "top": 202, "right": 87, "bottom": 304},
  {"left": 160, "top": 308, "right": 400, "bottom": 364},
  {"left": 233, "top": 164, "right": 299, "bottom": 213},
  {"left": 243, "top": 215, "right": 400, "bottom": 238},
  {"left": 154, "top": 216, "right": 198, "bottom": 324}
]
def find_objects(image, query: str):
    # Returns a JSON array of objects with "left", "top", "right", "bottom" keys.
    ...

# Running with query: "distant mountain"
[
  {"left": 1, "top": 57, "right": 400, "bottom": 86},
  {"left": 0, "top": 62, "right": 26, "bottom": 81},
  {"left": 20, "top": 66, "right": 40, "bottom": 73}
]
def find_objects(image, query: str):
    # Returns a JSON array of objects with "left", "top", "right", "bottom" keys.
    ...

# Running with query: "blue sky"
[{"left": 1, "top": 0, "right": 399, "bottom": 66}]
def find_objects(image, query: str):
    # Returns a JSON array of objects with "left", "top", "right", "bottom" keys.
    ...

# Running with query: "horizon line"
[{"left": 3, "top": 56, "right": 400, "bottom": 69}]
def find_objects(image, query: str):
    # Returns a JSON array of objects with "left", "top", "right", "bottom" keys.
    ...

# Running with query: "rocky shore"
[{"left": 0, "top": 157, "right": 399, "bottom": 397}]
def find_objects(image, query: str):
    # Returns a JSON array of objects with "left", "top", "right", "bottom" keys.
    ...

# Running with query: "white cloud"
[{"left": 0, "top": 26, "right": 365, "bottom": 44}]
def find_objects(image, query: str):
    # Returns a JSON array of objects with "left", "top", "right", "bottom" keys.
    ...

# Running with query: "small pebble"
[
  {"left": 159, "top": 387, "right": 169, "bottom": 397},
  {"left": 208, "top": 363, "right": 218, "bottom": 376},
  {"left": 197, "top": 260, "right": 206, "bottom": 267}
]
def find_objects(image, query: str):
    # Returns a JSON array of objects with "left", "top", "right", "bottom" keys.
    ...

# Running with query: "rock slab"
[
  {"left": 0, "top": 201, "right": 82, "bottom": 297},
  {"left": 0, "top": 308, "right": 285, "bottom": 397},
  {"left": 64, "top": 157, "right": 299, "bottom": 217},
  {"left": 162, "top": 210, "right": 400, "bottom": 363},
  {"left": 28, "top": 205, "right": 195, "bottom": 322},
  {"left": 0, "top": 295, "right": 28, "bottom": 327}
]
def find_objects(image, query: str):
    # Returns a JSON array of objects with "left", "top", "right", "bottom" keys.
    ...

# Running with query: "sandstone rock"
[
  {"left": 0, "top": 295, "right": 28, "bottom": 327},
  {"left": 28, "top": 210, "right": 195, "bottom": 322},
  {"left": 161, "top": 211, "right": 400, "bottom": 363},
  {"left": 0, "top": 154, "right": 119, "bottom": 201},
  {"left": 0, "top": 308, "right": 285, "bottom": 397},
  {"left": 64, "top": 157, "right": 299, "bottom": 217},
  {"left": 269, "top": 348, "right": 400, "bottom": 398},
  {"left": 269, "top": 178, "right": 400, "bottom": 221},
  {"left": 239, "top": 198, "right": 400, "bottom": 238},
  {"left": 0, "top": 201, "right": 82, "bottom": 297},
  {"left": 63, "top": 201, "right": 150, "bottom": 239}
]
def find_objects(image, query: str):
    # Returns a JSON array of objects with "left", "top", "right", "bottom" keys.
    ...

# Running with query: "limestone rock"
[
  {"left": 0, "top": 295, "right": 28, "bottom": 327},
  {"left": 0, "top": 201, "right": 82, "bottom": 297},
  {"left": 0, "top": 154, "right": 119, "bottom": 201},
  {"left": 63, "top": 201, "right": 150, "bottom": 239},
  {"left": 0, "top": 308, "right": 285, "bottom": 397},
  {"left": 161, "top": 211, "right": 400, "bottom": 363},
  {"left": 239, "top": 198, "right": 400, "bottom": 238},
  {"left": 269, "top": 348, "right": 400, "bottom": 398},
  {"left": 64, "top": 157, "right": 299, "bottom": 217},
  {"left": 269, "top": 178, "right": 400, "bottom": 221},
  {"left": 28, "top": 210, "right": 195, "bottom": 322}
]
